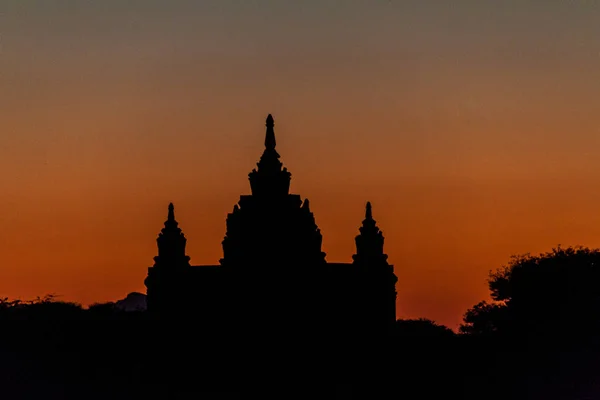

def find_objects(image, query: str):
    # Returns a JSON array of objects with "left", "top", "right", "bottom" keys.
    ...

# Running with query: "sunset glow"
[{"left": 2, "top": 1, "right": 600, "bottom": 328}]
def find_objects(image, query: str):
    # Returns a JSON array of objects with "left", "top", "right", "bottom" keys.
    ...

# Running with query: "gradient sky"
[{"left": 1, "top": 1, "right": 600, "bottom": 328}]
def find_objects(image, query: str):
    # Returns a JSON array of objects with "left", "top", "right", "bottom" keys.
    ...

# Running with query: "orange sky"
[{"left": 1, "top": 1, "right": 600, "bottom": 329}]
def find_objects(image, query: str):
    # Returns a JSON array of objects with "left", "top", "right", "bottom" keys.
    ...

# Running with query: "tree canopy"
[{"left": 461, "top": 245, "right": 600, "bottom": 339}]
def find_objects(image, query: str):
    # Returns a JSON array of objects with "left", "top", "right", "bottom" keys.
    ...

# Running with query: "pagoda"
[{"left": 144, "top": 115, "right": 398, "bottom": 333}]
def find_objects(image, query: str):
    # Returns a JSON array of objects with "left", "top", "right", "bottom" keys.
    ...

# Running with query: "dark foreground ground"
[{"left": 1, "top": 309, "right": 600, "bottom": 399}]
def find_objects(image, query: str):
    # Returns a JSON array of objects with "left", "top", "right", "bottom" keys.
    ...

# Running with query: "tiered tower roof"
[{"left": 248, "top": 115, "right": 292, "bottom": 198}]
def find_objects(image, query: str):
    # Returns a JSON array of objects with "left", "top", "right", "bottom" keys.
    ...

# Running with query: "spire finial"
[
  {"left": 265, "top": 114, "right": 276, "bottom": 150},
  {"left": 168, "top": 202, "right": 175, "bottom": 221},
  {"left": 366, "top": 201, "right": 372, "bottom": 220}
]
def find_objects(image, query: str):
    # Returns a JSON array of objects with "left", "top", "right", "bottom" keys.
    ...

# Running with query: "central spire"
[{"left": 248, "top": 114, "right": 292, "bottom": 197}]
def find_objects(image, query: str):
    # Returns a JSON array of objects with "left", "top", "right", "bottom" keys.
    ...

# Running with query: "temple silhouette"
[{"left": 144, "top": 115, "right": 398, "bottom": 336}]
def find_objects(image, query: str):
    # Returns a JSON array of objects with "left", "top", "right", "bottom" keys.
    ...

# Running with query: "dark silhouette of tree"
[
  {"left": 461, "top": 245, "right": 600, "bottom": 339},
  {"left": 459, "top": 300, "right": 508, "bottom": 335},
  {"left": 395, "top": 318, "right": 455, "bottom": 338},
  {"left": 459, "top": 245, "right": 600, "bottom": 400}
]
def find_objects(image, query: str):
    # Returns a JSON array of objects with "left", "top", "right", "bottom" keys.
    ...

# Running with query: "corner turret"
[
  {"left": 352, "top": 202, "right": 389, "bottom": 266},
  {"left": 153, "top": 203, "right": 191, "bottom": 268},
  {"left": 352, "top": 201, "right": 398, "bottom": 328}
]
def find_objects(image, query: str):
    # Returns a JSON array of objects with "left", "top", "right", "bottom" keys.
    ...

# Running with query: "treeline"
[{"left": 2, "top": 245, "right": 600, "bottom": 399}]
